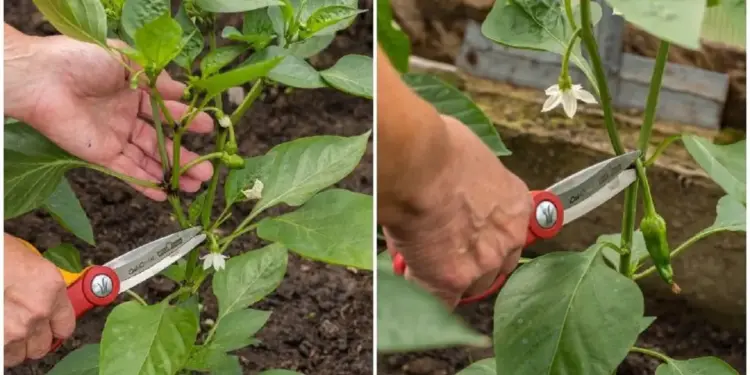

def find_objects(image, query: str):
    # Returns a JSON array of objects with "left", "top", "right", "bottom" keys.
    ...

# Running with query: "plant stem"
[
  {"left": 564, "top": 0, "right": 577, "bottom": 29},
  {"left": 126, "top": 290, "right": 147, "bottom": 305},
  {"left": 168, "top": 195, "right": 189, "bottom": 227},
  {"left": 178, "top": 152, "right": 225, "bottom": 176},
  {"left": 619, "top": 187, "right": 636, "bottom": 276},
  {"left": 630, "top": 347, "right": 671, "bottom": 363},
  {"left": 149, "top": 90, "right": 171, "bottom": 175},
  {"left": 230, "top": 79, "right": 265, "bottom": 124},
  {"left": 219, "top": 223, "right": 258, "bottom": 252},
  {"left": 579, "top": 0, "right": 625, "bottom": 155},
  {"left": 85, "top": 164, "right": 162, "bottom": 189},
  {"left": 638, "top": 41, "right": 670, "bottom": 152},
  {"left": 645, "top": 135, "right": 681, "bottom": 167},
  {"left": 634, "top": 227, "right": 731, "bottom": 280},
  {"left": 561, "top": 28, "right": 582, "bottom": 80}
]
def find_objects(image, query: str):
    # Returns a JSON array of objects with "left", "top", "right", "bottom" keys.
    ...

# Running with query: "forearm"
[
  {"left": 376, "top": 46, "right": 453, "bottom": 226},
  {"left": 4, "top": 23, "right": 42, "bottom": 122}
]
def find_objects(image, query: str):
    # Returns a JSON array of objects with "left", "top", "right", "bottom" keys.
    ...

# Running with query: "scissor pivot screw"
[
  {"left": 91, "top": 274, "right": 114, "bottom": 297},
  {"left": 536, "top": 200, "right": 558, "bottom": 229}
]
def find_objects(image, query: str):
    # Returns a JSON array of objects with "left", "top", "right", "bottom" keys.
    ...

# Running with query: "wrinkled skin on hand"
[
  {"left": 4, "top": 234, "right": 75, "bottom": 367},
  {"left": 4, "top": 31, "right": 215, "bottom": 200},
  {"left": 383, "top": 116, "right": 532, "bottom": 308}
]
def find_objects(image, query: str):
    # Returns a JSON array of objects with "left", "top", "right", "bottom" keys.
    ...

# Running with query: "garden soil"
[{"left": 4, "top": 1, "right": 374, "bottom": 374}]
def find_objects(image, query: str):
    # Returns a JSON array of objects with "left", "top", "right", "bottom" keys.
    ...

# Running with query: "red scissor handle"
[
  {"left": 391, "top": 190, "right": 564, "bottom": 304},
  {"left": 50, "top": 265, "right": 120, "bottom": 351}
]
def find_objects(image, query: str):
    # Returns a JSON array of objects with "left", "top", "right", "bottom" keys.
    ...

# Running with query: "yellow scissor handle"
[{"left": 17, "top": 237, "right": 89, "bottom": 287}]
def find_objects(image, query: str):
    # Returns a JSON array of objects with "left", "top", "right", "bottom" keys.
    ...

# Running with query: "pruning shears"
[
  {"left": 390, "top": 150, "right": 641, "bottom": 305},
  {"left": 20, "top": 227, "right": 206, "bottom": 352}
]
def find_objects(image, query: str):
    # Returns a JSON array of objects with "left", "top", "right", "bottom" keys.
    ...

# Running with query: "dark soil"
[
  {"left": 4, "top": 1, "right": 373, "bottom": 374},
  {"left": 377, "top": 250, "right": 746, "bottom": 375}
]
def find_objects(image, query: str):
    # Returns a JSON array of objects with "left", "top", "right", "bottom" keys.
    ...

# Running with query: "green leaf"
[
  {"left": 201, "top": 45, "right": 247, "bottom": 77},
  {"left": 377, "top": 270, "right": 490, "bottom": 352},
  {"left": 299, "top": 0, "right": 358, "bottom": 35},
  {"left": 194, "top": 56, "right": 284, "bottom": 98},
  {"left": 376, "top": 0, "right": 411, "bottom": 73},
  {"left": 244, "top": 7, "right": 277, "bottom": 37},
  {"left": 607, "top": 0, "right": 706, "bottom": 50},
  {"left": 43, "top": 178, "right": 94, "bottom": 245},
  {"left": 456, "top": 358, "right": 497, "bottom": 375},
  {"left": 185, "top": 345, "right": 227, "bottom": 371},
  {"left": 376, "top": 251, "right": 394, "bottom": 273},
  {"left": 212, "top": 243, "right": 288, "bottom": 317},
  {"left": 211, "top": 355, "right": 243, "bottom": 375},
  {"left": 287, "top": 34, "right": 335, "bottom": 57},
  {"left": 257, "top": 189, "right": 373, "bottom": 269},
  {"left": 655, "top": 356, "right": 739, "bottom": 375},
  {"left": 320, "top": 54, "right": 373, "bottom": 98},
  {"left": 481, "top": 0, "right": 601, "bottom": 80},
  {"left": 5, "top": 121, "right": 87, "bottom": 219},
  {"left": 31, "top": 0, "right": 108, "bottom": 46},
  {"left": 682, "top": 135, "right": 745, "bottom": 204},
  {"left": 48, "top": 344, "right": 99, "bottom": 375},
  {"left": 640, "top": 316, "right": 657, "bottom": 333},
  {"left": 174, "top": 3, "right": 204, "bottom": 69},
  {"left": 701, "top": 0, "right": 745, "bottom": 49},
  {"left": 195, "top": 0, "right": 282, "bottom": 13},
  {"left": 43, "top": 243, "right": 83, "bottom": 273},
  {"left": 402, "top": 73, "right": 511, "bottom": 156},
  {"left": 120, "top": 0, "right": 169, "bottom": 43},
  {"left": 302, "top": 5, "right": 364, "bottom": 38},
  {"left": 178, "top": 294, "right": 201, "bottom": 321},
  {"left": 160, "top": 259, "right": 187, "bottom": 283},
  {"left": 700, "top": 195, "right": 746, "bottom": 234},
  {"left": 221, "top": 26, "right": 275, "bottom": 49},
  {"left": 247, "top": 46, "right": 327, "bottom": 88},
  {"left": 268, "top": 5, "right": 287, "bottom": 45},
  {"left": 134, "top": 13, "right": 183, "bottom": 71},
  {"left": 246, "top": 131, "right": 370, "bottom": 216},
  {"left": 188, "top": 191, "right": 209, "bottom": 225},
  {"left": 492, "top": 248, "right": 644, "bottom": 375},
  {"left": 213, "top": 308, "right": 271, "bottom": 351},
  {"left": 100, "top": 302, "right": 199, "bottom": 375},
  {"left": 596, "top": 231, "right": 649, "bottom": 271}
]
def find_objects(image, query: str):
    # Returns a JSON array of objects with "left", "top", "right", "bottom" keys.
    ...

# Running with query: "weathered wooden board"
[{"left": 455, "top": 20, "right": 729, "bottom": 129}]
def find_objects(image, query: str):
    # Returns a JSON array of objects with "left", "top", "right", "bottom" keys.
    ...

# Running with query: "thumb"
[{"left": 49, "top": 290, "right": 75, "bottom": 340}]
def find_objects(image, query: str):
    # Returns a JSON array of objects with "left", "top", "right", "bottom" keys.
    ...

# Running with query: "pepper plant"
[
  {"left": 377, "top": 0, "right": 746, "bottom": 374},
  {"left": 5, "top": 0, "right": 373, "bottom": 374}
]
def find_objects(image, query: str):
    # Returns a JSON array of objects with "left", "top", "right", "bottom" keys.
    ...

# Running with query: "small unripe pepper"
[
  {"left": 640, "top": 213, "right": 680, "bottom": 293},
  {"left": 225, "top": 139, "right": 238, "bottom": 155},
  {"left": 221, "top": 153, "right": 245, "bottom": 169}
]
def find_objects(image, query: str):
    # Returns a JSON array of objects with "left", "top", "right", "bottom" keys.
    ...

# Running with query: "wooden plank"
[{"left": 455, "top": 20, "right": 729, "bottom": 129}]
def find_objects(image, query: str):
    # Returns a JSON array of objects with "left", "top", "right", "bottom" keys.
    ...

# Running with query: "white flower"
[
  {"left": 242, "top": 179, "right": 264, "bottom": 200},
  {"left": 218, "top": 116, "right": 232, "bottom": 128},
  {"left": 541, "top": 83, "right": 597, "bottom": 118},
  {"left": 201, "top": 252, "right": 228, "bottom": 271}
]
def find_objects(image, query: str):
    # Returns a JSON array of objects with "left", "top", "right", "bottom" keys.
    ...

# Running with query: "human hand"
[
  {"left": 4, "top": 28, "right": 214, "bottom": 201},
  {"left": 4, "top": 234, "right": 75, "bottom": 367},
  {"left": 382, "top": 115, "right": 532, "bottom": 308}
]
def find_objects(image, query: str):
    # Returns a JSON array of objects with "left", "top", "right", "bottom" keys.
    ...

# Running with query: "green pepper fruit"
[
  {"left": 221, "top": 153, "right": 245, "bottom": 169},
  {"left": 225, "top": 139, "right": 238, "bottom": 155},
  {"left": 640, "top": 213, "right": 681, "bottom": 293}
]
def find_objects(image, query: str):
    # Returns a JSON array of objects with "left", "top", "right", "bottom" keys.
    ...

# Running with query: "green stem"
[
  {"left": 209, "top": 205, "right": 233, "bottom": 232},
  {"left": 164, "top": 287, "right": 191, "bottom": 304},
  {"left": 619, "top": 187, "right": 636, "bottom": 276},
  {"left": 600, "top": 242, "right": 625, "bottom": 255},
  {"left": 219, "top": 223, "right": 258, "bottom": 251},
  {"left": 86, "top": 164, "right": 161, "bottom": 189},
  {"left": 168, "top": 195, "right": 189, "bottom": 228},
  {"left": 561, "top": 28, "right": 583, "bottom": 80},
  {"left": 564, "top": 0, "right": 577, "bottom": 29},
  {"left": 634, "top": 227, "right": 731, "bottom": 280},
  {"left": 638, "top": 41, "right": 670, "bottom": 152},
  {"left": 579, "top": 0, "right": 625, "bottom": 155},
  {"left": 630, "top": 347, "right": 671, "bottom": 363},
  {"left": 149, "top": 89, "right": 171, "bottom": 175},
  {"left": 230, "top": 79, "right": 265, "bottom": 124},
  {"left": 645, "top": 135, "right": 681, "bottom": 167},
  {"left": 125, "top": 290, "right": 147, "bottom": 305},
  {"left": 177, "top": 152, "right": 225, "bottom": 176}
]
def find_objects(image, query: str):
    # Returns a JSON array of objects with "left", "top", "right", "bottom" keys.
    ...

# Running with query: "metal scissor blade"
[
  {"left": 562, "top": 169, "right": 636, "bottom": 225},
  {"left": 104, "top": 227, "right": 206, "bottom": 293},
  {"left": 547, "top": 151, "right": 640, "bottom": 211}
]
